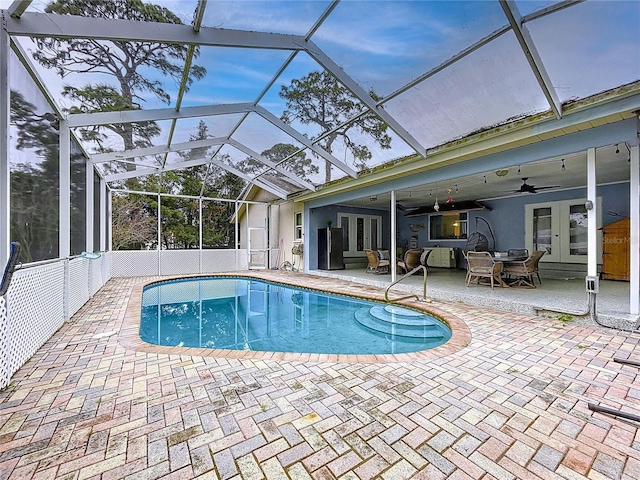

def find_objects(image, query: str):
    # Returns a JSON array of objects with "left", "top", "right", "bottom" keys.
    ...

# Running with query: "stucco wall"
[{"left": 270, "top": 201, "right": 304, "bottom": 269}]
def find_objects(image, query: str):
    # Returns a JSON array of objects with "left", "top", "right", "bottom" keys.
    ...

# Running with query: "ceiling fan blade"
[{"left": 531, "top": 185, "right": 560, "bottom": 191}]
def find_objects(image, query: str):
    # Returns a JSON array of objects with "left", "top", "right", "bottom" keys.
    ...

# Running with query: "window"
[
  {"left": 294, "top": 212, "right": 302, "bottom": 241},
  {"left": 429, "top": 213, "right": 467, "bottom": 240}
]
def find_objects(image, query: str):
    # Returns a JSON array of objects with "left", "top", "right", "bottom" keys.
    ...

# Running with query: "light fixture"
[
  {"left": 483, "top": 175, "right": 487, "bottom": 183},
  {"left": 561, "top": 159, "right": 565, "bottom": 171},
  {"left": 429, "top": 189, "right": 432, "bottom": 197},
  {"left": 455, "top": 184, "right": 459, "bottom": 193},
  {"left": 517, "top": 165, "right": 521, "bottom": 175},
  {"left": 616, "top": 144, "right": 620, "bottom": 154},
  {"left": 369, "top": 195, "right": 377, "bottom": 202},
  {"left": 495, "top": 169, "right": 509, "bottom": 177},
  {"left": 433, "top": 198, "right": 440, "bottom": 211}
]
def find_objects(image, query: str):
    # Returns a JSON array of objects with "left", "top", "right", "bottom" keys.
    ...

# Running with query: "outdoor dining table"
[{"left": 495, "top": 255, "right": 534, "bottom": 287}]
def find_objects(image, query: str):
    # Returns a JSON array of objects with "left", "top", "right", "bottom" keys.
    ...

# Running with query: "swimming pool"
[{"left": 140, "top": 277, "right": 452, "bottom": 355}]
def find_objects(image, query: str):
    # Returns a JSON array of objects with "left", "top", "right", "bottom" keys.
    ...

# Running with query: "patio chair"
[
  {"left": 465, "top": 251, "right": 504, "bottom": 289},
  {"left": 397, "top": 248, "right": 424, "bottom": 274},
  {"left": 503, "top": 250, "right": 545, "bottom": 287},
  {"left": 365, "top": 249, "right": 390, "bottom": 274}
]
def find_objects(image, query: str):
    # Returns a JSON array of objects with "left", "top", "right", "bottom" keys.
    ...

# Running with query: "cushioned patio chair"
[
  {"left": 465, "top": 251, "right": 504, "bottom": 289},
  {"left": 365, "top": 249, "right": 390, "bottom": 274},
  {"left": 396, "top": 248, "right": 424, "bottom": 275},
  {"left": 503, "top": 250, "right": 545, "bottom": 287}
]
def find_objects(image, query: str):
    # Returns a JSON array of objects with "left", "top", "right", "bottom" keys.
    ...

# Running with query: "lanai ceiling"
[{"left": 4, "top": 0, "right": 640, "bottom": 200}]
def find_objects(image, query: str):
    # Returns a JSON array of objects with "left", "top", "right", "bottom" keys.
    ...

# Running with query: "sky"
[{"left": 6, "top": 0, "right": 640, "bottom": 184}]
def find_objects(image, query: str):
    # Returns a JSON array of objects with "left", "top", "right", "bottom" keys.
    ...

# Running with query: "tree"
[
  {"left": 236, "top": 143, "right": 318, "bottom": 184},
  {"left": 10, "top": 91, "right": 60, "bottom": 262},
  {"left": 111, "top": 195, "right": 157, "bottom": 250},
  {"left": 32, "top": 0, "right": 206, "bottom": 153},
  {"left": 280, "top": 71, "right": 392, "bottom": 183},
  {"left": 112, "top": 121, "right": 246, "bottom": 250}
]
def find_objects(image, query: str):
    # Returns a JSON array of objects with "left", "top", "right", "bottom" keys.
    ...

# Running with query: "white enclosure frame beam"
[
  {"left": 586, "top": 147, "right": 597, "bottom": 277},
  {"left": 210, "top": 160, "right": 287, "bottom": 199},
  {"left": 0, "top": 23, "right": 10, "bottom": 269},
  {"left": 306, "top": 41, "right": 427, "bottom": 158},
  {"left": 7, "top": 1, "right": 32, "bottom": 18},
  {"left": 630, "top": 143, "right": 639, "bottom": 315},
  {"left": 226, "top": 139, "right": 316, "bottom": 191},
  {"left": 103, "top": 157, "right": 215, "bottom": 182},
  {"left": 90, "top": 137, "right": 230, "bottom": 163},
  {"left": 6, "top": 13, "right": 308, "bottom": 51},
  {"left": 72, "top": 102, "right": 355, "bottom": 179},
  {"left": 100, "top": 179, "right": 107, "bottom": 252},
  {"left": 391, "top": 190, "right": 397, "bottom": 284},
  {"left": 59, "top": 120, "right": 70, "bottom": 258},
  {"left": 68, "top": 103, "right": 253, "bottom": 128},
  {"left": 85, "top": 163, "right": 94, "bottom": 253},
  {"left": 500, "top": 0, "right": 562, "bottom": 119},
  {"left": 253, "top": 105, "right": 358, "bottom": 178},
  {"left": 94, "top": 136, "right": 315, "bottom": 191}
]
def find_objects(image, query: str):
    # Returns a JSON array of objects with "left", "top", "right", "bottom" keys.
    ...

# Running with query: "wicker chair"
[
  {"left": 365, "top": 249, "right": 390, "bottom": 274},
  {"left": 396, "top": 248, "right": 424, "bottom": 274},
  {"left": 465, "top": 251, "right": 504, "bottom": 289},
  {"left": 503, "top": 251, "right": 545, "bottom": 287}
]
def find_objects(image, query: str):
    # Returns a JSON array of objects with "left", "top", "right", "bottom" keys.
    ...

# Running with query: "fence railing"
[{"left": 0, "top": 253, "right": 111, "bottom": 389}]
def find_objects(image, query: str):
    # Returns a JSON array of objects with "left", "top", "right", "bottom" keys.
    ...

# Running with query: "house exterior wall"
[
  {"left": 271, "top": 201, "right": 304, "bottom": 269},
  {"left": 307, "top": 204, "right": 391, "bottom": 270},
  {"left": 396, "top": 182, "right": 630, "bottom": 254}
]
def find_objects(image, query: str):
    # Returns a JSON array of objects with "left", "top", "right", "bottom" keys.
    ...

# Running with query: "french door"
[
  {"left": 525, "top": 198, "right": 601, "bottom": 263},
  {"left": 338, "top": 213, "right": 382, "bottom": 256}
]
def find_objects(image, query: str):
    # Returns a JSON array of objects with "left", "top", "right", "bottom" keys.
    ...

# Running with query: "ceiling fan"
[{"left": 509, "top": 177, "right": 560, "bottom": 194}]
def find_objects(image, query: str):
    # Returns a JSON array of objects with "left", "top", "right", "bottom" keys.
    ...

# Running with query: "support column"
[
  {"left": 85, "top": 163, "right": 94, "bottom": 253},
  {"left": 106, "top": 187, "right": 112, "bottom": 251},
  {"left": 630, "top": 144, "right": 639, "bottom": 315},
  {"left": 0, "top": 24, "right": 10, "bottom": 268},
  {"left": 391, "top": 190, "right": 397, "bottom": 283},
  {"left": 59, "top": 120, "right": 70, "bottom": 258},
  {"left": 198, "top": 198, "right": 203, "bottom": 273},
  {"left": 157, "top": 193, "right": 161, "bottom": 275},
  {"left": 586, "top": 147, "right": 597, "bottom": 277},
  {"left": 100, "top": 179, "right": 107, "bottom": 252}
]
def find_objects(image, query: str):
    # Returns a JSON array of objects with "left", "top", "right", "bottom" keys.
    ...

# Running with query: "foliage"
[
  {"left": 111, "top": 195, "right": 156, "bottom": 250},
  {"left": 32, "top": 0, "right": 206, "bottom": 152},
  {"left": 112, "top": 121, "right": 245, "bottom": 250},
  {"left": 235, "top": 143, "right": 318, "bottom": 183},
  {"left": 280, "top": 70, "right": 391, "bottom": 182}
]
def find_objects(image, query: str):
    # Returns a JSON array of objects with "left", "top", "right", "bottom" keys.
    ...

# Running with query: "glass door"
[
  {"left": 338, "top": 213, "right": 382, "bottom": 256},
  {"left": 527, "top": 204, "right": 560, "bottom": 262},
  {"left": 526, "top": 199, "right": 601, "bottom": 264}
]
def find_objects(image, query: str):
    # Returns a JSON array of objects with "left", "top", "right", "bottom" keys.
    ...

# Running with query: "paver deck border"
[{"left": 119, "top": 271, "right": 472, "bottom": 364}]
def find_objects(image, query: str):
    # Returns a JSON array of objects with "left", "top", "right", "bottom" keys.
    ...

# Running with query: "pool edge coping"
[{"left": 119, "top": 271, "right": 472, "bottom": 364}]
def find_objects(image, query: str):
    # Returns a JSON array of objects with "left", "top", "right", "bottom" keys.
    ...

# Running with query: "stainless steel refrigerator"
[{"left": 317, "top": 227, "right": 344, "bottom": 270}]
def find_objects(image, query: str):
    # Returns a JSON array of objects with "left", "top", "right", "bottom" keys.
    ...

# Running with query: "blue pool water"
[{"left": 140, "top": 277, "right": 451, "bottom": 355}]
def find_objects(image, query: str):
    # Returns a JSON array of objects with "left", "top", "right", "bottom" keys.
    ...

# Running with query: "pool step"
[{"left": 354, "top": 305, "right": 446, "bottom": 339}]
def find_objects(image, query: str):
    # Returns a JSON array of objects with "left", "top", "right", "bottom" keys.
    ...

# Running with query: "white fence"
[
  {"left": 110, "top": 249, "right": 249, "bottom": 277},
  {"left": 0, "top": 248, "right": 253, "bottom": 389},
  {"left": 0, "top": 253, "right": 111, "bottom": 389}
]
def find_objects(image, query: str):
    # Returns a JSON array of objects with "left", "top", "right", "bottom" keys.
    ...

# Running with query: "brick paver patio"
[{"left": 1, "top": 272, "right": 639, "bottom": 479}]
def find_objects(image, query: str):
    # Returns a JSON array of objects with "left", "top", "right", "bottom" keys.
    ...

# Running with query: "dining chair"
[{"left": 465, "top": 251, "right": 504, "bottom": 289}]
